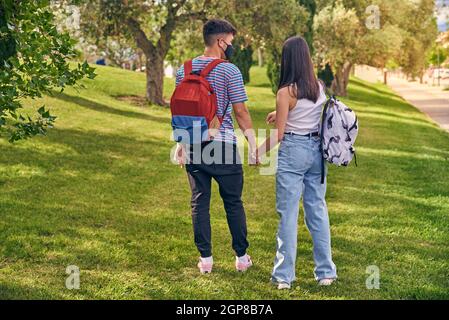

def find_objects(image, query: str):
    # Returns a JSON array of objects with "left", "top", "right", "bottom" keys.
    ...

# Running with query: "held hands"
[
  {"left": 249, "top": 148, "right": 260, "bottom": 167},
  {"left": 248, "top": 110, "right": 278, "bottom": 166},
  {"left": 256, "top": 110, "right": 278, "bottom": 161},
  {"left": 175, "top": 143, "right": 260, "bottom": 167},
  {"left": 173, "top": 110, "right": 277, "bottom": 168}
]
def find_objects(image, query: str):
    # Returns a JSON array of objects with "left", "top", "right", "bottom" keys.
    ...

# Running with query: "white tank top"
[{"left": 285, "top": 83, "right": 326, "bottom": 135}]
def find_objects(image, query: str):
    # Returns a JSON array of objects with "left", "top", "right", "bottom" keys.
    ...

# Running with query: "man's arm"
[
  {"left": 233, "top": 102, "right": 258, "bottom": 164},
  {"left": 174, "top": 66, "right": 186, "bottom": 167},
  {"left": 226, "top": 65, "right": 258, "bottom": 164}
]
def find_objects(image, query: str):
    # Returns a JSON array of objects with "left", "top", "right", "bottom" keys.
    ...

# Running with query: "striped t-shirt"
[{"left": 175, "top": 56, "right": 248, "bottom": 144}]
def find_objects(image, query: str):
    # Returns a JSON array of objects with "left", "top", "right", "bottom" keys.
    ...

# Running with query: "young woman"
[{"left": 257, "top": 36, "right": 337, "bottom": 290}]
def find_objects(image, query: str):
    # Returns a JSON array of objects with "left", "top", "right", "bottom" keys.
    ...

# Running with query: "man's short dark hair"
[{"left": 203, "top": 19, "right": 237, "bottom": 46}]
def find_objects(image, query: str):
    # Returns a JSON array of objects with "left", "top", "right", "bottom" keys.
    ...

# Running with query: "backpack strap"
[
  {"left": 184, "top": 60, "right": 193, "bottom": 77},
  {"left": 201, "top": 59, "right": 228, "bottom": 121},
  {"left": 319, "top": 79, "right": 336, "bottom": 101},
  {"left": 200, "top": 59, "right": 227, "bottom": 78},
  {"left": 320, "top": 98, "right": 333, "bottom": 184}
]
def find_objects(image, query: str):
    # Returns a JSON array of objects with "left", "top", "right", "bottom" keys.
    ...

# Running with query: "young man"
[{"left": 174, "top": 19, "right": 258, "bottom": 274}]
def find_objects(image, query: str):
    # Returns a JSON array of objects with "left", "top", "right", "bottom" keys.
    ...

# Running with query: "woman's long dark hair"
[{"left": 278, "top": 36, "right": 320, "bottom": 103}]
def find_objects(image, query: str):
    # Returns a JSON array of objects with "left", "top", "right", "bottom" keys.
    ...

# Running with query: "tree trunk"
[
  {"left": 146, "top": 53, "right": 166, "bottom": 106},
  {"left": 125, "top": 3, "right": 205, "bottom": 106},
  {"left": 419, "top": 69, "right": 424, "bottom": 84},
  {"left": 331, "top": 62, "right": 353, "bottom": 97},
  {"left": 138, "top": 51, "right": 143, "bottom": 71},
  {"left": 126, "top": 17, "right": 168, "bottom": 106},
  {"left": 258, "top": 48, "right": 264, "bottom": 67}
]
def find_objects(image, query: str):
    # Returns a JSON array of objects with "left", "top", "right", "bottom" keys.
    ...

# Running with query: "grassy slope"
[{"left": 0, "top": 66, "right": 448, "bottom": 300}]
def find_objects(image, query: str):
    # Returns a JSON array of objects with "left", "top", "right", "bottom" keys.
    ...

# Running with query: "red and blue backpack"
[{"left": 170, "top": 59, "right": 227, "bottom": 144}]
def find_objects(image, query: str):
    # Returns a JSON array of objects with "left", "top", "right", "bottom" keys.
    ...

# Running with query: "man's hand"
[
  {"left": 233, "top": 102, "right": 259, "bottom": 166},
  {"left": 266, "top": 111, "right": 276, "bottom": 124},
  {"left": 174, "top": 143, "right": 187, "bottom": 168}
]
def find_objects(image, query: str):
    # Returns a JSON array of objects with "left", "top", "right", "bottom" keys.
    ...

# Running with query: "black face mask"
[{"left": 219, "top": 40, "right": 235, "bottom": 60}]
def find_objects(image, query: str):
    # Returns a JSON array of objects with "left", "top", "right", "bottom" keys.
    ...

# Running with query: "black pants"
[{"left": 186, "top": 142, "right": 249, "bottom": 258}]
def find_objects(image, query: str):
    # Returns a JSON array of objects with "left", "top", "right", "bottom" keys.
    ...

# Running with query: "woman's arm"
[{"left": 257, "top": 87, "right": 294, "bottom": 158}]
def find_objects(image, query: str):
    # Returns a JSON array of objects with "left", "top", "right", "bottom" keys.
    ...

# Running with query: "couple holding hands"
[{"left": 173, "top": 19, "right": 337, "bottom": 290}]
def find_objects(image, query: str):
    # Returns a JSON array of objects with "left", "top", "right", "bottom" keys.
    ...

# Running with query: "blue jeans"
[{"left": 271, "top": 134, "right": 337, "bottom": 284}]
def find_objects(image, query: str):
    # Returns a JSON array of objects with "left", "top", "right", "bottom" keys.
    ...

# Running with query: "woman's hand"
[{"left": 266, "top": 111, "right": 277, "bottom": 124}]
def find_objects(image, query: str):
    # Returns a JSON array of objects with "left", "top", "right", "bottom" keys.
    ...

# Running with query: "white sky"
[{"left": 436, "top": 0, "right": 449, "bottom": 30}]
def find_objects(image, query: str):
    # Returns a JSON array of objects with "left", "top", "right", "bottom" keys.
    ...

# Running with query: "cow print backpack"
[{"left": 319, "top": 95, "right": 359, "bottom": 184}]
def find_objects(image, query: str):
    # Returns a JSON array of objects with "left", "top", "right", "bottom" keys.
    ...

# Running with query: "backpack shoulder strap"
[
  {"left": 200, "top": 59, "right": 227, "bottom": 77},
  {"left": 318, "top": 79, "right": 337, "bottom": 100},
  {"left": 320, "top": 97, "right": 333, "bottom": 185},
  {"left": 184, "top": 60, "right": 193, "bottom": 77}
]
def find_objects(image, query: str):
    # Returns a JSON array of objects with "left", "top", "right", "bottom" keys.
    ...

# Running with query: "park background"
[{"left": 0, "top": 0, "right": 449, "bottom": 299}]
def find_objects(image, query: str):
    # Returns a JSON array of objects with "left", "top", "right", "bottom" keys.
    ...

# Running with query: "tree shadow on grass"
[
  {"left": 242, "top": 218, "right": 449, "bottom": 299},
  {"left": 1, "top": 128, "right": 171, "bottom": 173},
  {"left": 0, "top": 127, "right": 192, "bottom": 298},
  {"left": 51, "top": 92, "right": 169, "bottom": 123},
  {"left": 0, "top": 126, "right": 176, "bottom": 225},
  {"left": 0, "top": 281, "right": 67, "bottom": 300},
  {"left": 357, "top": 109, "right": 434, "bottom": 126},
  {"left": 358, "top": 112, "right": 438, "bottom": 130},
  {"left": 346, "top": 87, "right": 405, "bottom": 109},
  {"left": 2, "top": 81, "right": 449, "bottom": 298},
  {"left": 345, "top": 86, "right": 446, "bottom": 134},
  {"left": 350, "top": 78, "right": 401, "bottom": 100}
]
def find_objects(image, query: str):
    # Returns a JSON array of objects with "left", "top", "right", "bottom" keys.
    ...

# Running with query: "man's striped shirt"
[{"left": 175, "top": 56, "right": 248, "bottom": 144}]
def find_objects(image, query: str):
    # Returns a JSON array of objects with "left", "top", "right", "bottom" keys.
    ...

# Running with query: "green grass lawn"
[{"left": 1, "top": 65, "right": 449, "bottom": 300}]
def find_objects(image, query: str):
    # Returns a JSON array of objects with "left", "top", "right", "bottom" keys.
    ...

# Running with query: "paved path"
[{"left": 388, "top": 77, "right": 449, "bottom": 131}]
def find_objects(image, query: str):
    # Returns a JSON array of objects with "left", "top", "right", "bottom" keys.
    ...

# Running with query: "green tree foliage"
[
  {"left": 80, "top": 0, "right": 307, "bottom": 96},
  {"left": 396, "top": 0, "right": 437, "bottom": 79},
  {"left": 267, "top": 50, "right": 282, "bottom": 94},
  {"left": 314, "top": 0, "right": 437, "bottom": 96},
  {"left": 299, "top": 0, "right": 317, "bottom": 53},
  {"left": 0, "top": 0, "right": 95, "bottom": 142},
  {"left": 204, "top": 0, "right": 306, "bottom": 89},
  {"left": 0, "top": 2, "right": 15, "bottom": 63},
  {"left": 257, "top": 0, "right": 309, "bottom": 93},
  {"left": 230, "top": 36, "right": 253, "bottom": 84},
  {"left": 427, "top": 45, "right": 449, "bottom": 67},
  {"left": 165, "top": 4, "right": 255, "bottom": 83},
  {"left": 156, "top": 0, "right": 286, "bottom": 87},
  {"left": 314, "top": 2, "right": 360, "bottom": 96},
  {"left": 78, "top": 0, "right": 211, "bottom": 106},
  {"left": 165, "top": 19, "right": 204, "bottom": 69},
  {"left": 317, "top": 63, "right": 334, "bottom": 88}
]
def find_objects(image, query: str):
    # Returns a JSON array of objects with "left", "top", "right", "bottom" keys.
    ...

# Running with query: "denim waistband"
[{"left": 283, "top": 133, "right": 320, "bottom": 142}]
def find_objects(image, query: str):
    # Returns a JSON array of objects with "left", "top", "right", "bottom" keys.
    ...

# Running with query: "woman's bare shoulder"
[
  {"left": 277, "top": 86, "right": 290, "bottom": 97},
  {"left": 278, "top": 85, "right": 298, "bottom": 98},
  {"left": 277, "top": 85, "right": 297, "bottom": 108}
]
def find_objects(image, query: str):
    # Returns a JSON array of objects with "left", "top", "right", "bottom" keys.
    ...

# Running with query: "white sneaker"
[
  {"left": 197, "top": 257, "right": 213, "bottom": 274},
  {"left": 318, "top": 278, "right": 335, "bottom": 286},
  {"left": 235, "top": 254, "right": 253, "bottom": 272},
  {"left": 277, "top": 282, "right": 291, "bottom": 290}
]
